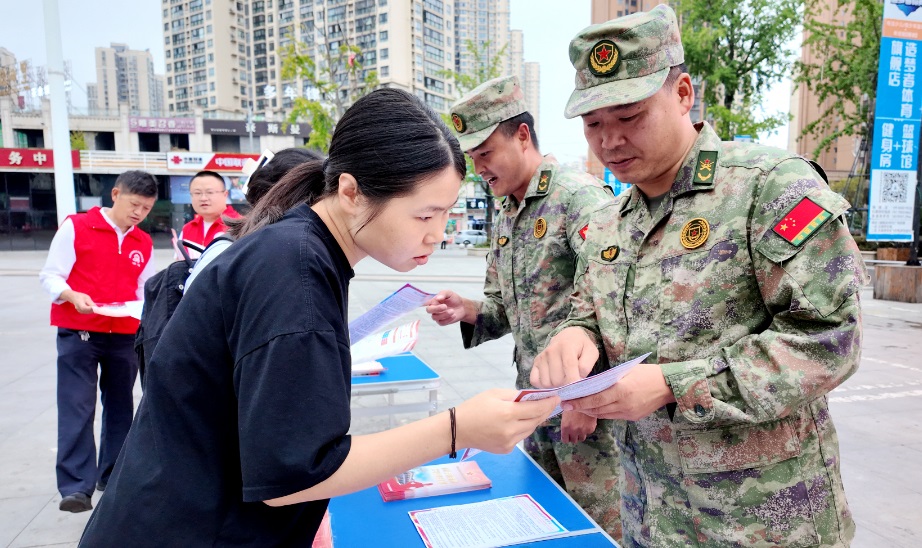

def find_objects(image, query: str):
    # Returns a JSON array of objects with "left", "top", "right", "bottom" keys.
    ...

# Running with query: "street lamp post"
[{"left": 42, "top": 0, "right": 75, "bottom": 225}]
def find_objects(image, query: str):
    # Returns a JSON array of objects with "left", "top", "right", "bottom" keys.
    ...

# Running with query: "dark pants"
[{"left": 56, "top": 328, "right": 138, "bottom": 497}]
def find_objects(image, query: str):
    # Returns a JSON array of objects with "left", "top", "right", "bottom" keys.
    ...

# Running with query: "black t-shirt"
[{"left": 80, "top": 205, "right": 354, "bottom": 546}]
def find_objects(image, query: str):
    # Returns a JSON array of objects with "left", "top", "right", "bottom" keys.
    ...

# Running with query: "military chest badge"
[
  {"left": 773, "top": 197, "right": 831, "bottom": 246},
  {"left": 588, "top": 40, "right": 621, "bottom": 77},
  {"left": 680, "top": 218, "right": 710, "bottom": 249},
  {"left": 497, "top": 235, "right": 509, "bottom": 247},
  {"left": 451, "top": 112, "right": 466, "bottom": 133},
  {"left": 693, "top": 151, "right": 718, "bottom": 185},
  {"left": 536, "top": 171, "right": 551, "bottom": 194},
  {"left": 579, "top": 224, "right": 589, "bottom": 241},
  {"left": 534, "top": 218, "right": 548, "bottom": 239},
  {"left": 601, "top": 245, "right": 620, "bottom": 261}
]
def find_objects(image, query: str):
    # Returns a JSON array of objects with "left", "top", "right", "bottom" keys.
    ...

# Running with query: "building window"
[
  {"left": 379, "top": 13, "right": 387, "bottom": 24},
  {"left": 379, "top": 30, "right": 388, "bottom": 41},
  {"left": 381, "top": 66, "right": 389, "bottom": 77},
  {"left": 380, "top": 48, "right": 388, "bottom": 60}
]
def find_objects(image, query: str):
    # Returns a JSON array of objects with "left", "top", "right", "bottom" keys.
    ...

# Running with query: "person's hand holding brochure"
[
  {"left": 458, "top": 353, "right": 651, "bottom": 461},
  {"left": 348, "top": 284, "right": 434, "bottom": 344}
]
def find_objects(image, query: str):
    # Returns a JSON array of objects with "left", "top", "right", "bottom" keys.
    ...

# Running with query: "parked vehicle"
[{"left": 453, "top": 229, "right": 488, "bottom": 246}]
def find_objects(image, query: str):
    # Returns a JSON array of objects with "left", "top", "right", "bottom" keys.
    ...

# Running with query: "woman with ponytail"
[{"left": 80, "top": 89, "right": 559, "bottom": 546}]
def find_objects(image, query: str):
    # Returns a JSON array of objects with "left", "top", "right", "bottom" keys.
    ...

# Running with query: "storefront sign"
[
  {"left": 167, "top": 152, "right": 260, "bottom": 172},
  {"left": 203, "top": 119, "right": 310, "bottom": 137},
  {"left": 1, "top": 148, "right": 81, "bottom": 169},
  {"left": 868, "top": 0, "right": 922, "bottom": 241},
  {"left": 129, "top": 116, "right": 196, "bottom": 134}
]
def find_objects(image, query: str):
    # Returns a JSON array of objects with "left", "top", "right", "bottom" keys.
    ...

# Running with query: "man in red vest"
[
  {"left": 177, "top": 170, "right": 240, "bottom": 258},
  {"left": 39, "top": 170, "right": 158, "bottom": 512}
]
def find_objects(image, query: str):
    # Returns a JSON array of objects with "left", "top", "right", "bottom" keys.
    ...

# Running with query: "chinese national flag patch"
[
  {"left": 772, "top": 198, "right": 832, "bottom": 246},
  {"left": 579, "top": 224, "right": 589, "bottom": 240}
]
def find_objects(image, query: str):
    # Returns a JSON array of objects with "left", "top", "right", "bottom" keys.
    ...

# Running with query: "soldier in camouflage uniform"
[
  {"left": 530, "top": 6, "right": 864, "bottom": 547},
  {"left": 425, "top": 75, "right": 622, "bottom": 539}
]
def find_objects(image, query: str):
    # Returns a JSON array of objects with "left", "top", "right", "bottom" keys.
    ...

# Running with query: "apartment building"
[
  {"left": 162, "top": 0, "right": 458, "bottom": 117},
  {"left": 454, "top": 0, "right": 511, "bottom": 77},
  {"left": 86, "top": 43, "right": 166, "bottom": 115},
  {"left": 788, "top": 0, "right": 856, "bottom": 181}
]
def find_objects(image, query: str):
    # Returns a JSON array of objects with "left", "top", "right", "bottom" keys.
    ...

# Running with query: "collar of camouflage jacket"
[
  {"left": 620, "top": 121, "right": 721, "bottom": 217},
  {"left": 503, "top": 154, "right": 560, "bottom": 212}
]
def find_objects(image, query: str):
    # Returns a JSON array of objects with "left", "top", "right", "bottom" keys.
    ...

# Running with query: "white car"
[{"left": 453, "top": 229, "right": 488, "bottom": 246}]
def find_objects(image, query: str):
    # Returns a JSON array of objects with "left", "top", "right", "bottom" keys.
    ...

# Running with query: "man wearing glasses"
[{"left": 178, "top": 170, "right": 241, "bottom": 258}]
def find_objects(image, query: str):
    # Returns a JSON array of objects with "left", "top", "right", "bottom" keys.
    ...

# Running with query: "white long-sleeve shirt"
[{"left": 39, "top": 208, "right": 157, "bottom": 304}]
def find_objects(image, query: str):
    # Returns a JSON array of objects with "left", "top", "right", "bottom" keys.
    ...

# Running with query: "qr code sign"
[{"left": 881, "top": 172, "right": 909, "bottom": 203}]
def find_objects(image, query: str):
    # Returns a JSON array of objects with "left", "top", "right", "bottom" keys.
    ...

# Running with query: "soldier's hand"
[
  {"left": 562, "top": 363, "right": 676, "bottom": 421},
  {"left": 61, "top": 290, "right": 96, "bottom": 314},
  {"left": 560, "top": 410, "right": 597, "bottom": 443},
  {"left": 425, "top": 290, "right": 474, "bottom": 325},
  {"left": 531, "top": 327, "right": 599, "bottom": 388}
]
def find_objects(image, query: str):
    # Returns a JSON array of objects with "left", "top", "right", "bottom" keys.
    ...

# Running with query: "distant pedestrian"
[
  {"left": 176, "top": 170, "right": 241, "bottom": 259},
  {"left": 441, "top": 230, "right": 448, "bottom": 249},
  {"left": 39, "top": 170, "right": 158, "bottom": 513}
]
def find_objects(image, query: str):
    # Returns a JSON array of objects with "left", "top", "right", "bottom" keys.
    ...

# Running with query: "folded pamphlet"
[
  {"left": 378, "top": 461, "right": 491, "bottom": 502},
  {"left": 349, "top": 321, "right": 420, "bottom": 376}
]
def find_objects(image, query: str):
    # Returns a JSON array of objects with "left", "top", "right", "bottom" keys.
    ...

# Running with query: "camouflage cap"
[
  {"left": 449, "top": 75, "right": 527, "bottom": 151},
  {"left": 564, "top": 4, "right": 684, "bottom": 119}
]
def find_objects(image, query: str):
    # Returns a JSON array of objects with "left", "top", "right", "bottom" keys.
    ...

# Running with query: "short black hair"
[
  {"left": 115, "top": 170, "right": 158, "bottom": 198},
  {"left": 246, "top": 148, "right": 322, "bottom": 205},
  {"left": 663, "top": 63, "right": 688, "bottom": 90},
  {"left": 190, "top": 170, "right": 227, "bottom": 188},
  {"left": 495, "top": 112, "right": 539, "bottom": 151}
]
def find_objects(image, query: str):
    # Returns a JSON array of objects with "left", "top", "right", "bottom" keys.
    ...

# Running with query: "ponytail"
[{"left": 233, "top": 159, "right": 329, "bottom": 238}]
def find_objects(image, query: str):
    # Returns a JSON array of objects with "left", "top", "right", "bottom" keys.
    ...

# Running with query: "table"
[
  {"left": 328, "top": 446, "right": 619, "bottom": 547},
  {"left": 351, "top": 352, "right": 440, "bottom": 427}
]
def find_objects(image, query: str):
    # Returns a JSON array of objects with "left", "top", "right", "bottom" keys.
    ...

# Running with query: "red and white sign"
[
  {"left": 166, "top": 152, "right": 260, "bottom": 172},
  {"left": 1, "top": 148, "right": 81, "bottom": 169}
]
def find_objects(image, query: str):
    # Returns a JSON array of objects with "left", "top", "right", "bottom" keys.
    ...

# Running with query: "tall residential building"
[
  {"left": 591, "top": 0, "right": 669, "bottom": 20},
  {"left": 87, "top": 43, "right": 166, "bottom": 115},
  {"left": 508, "top": 30, "right": 540, "bottom": 134},
  {"left": 162, "top": 0, "right": 247, "bottom": 116},
  {"left": 454, "top": 0, "right": 511, "bottom": 77},
  {"left": 788, "top": 0, "right": 855, "bottom": 181},
  {"left": 162, "top": 0, "right": 457, "bottom": 117},
  {"left": 523, "top": 61, "right": 540, "bottom": 134}
]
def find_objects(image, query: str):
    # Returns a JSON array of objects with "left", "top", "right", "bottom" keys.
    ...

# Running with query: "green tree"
[
  {"left": 69, "top": 131, "right": 87, "bottom": 150},
  {"left": 794, "top": 0, "right": 882, "bottom": 160},
  {"left": 677, "top": 0, "right": 802, "bottom": 140},
  {"left": 438, "top": 40, "right": 508, "bottom": 240},
  {"left": 280, "top": 20, "right": 378, "bottom": 152}
]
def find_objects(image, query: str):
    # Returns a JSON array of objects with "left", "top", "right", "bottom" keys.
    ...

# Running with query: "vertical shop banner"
[
  {"left": 868, "top": 0, "right": 922, "bottom": 241},
  {"left": 603, "top": 168, "right": 631, "bottom": 197}
]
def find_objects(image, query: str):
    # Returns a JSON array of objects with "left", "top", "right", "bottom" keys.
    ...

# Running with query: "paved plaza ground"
[{"left": 1, "top": 247, "right": 921, "bottom": 546}]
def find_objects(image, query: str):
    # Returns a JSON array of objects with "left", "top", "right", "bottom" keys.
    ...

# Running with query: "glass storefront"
[{"left": 0, "top": 171, "right": 246, "bottom": 251}]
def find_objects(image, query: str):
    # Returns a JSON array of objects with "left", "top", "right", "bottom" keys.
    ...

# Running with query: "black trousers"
[{"left": 56, "top": 328, "right": 138, "bottom": 497}]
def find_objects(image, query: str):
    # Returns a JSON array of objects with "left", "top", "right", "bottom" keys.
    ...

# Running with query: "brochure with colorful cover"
[
  {"left": 377, "top": 461, "right": 491, "bottom": 502},
  {"left": 350, "top": 320, "right": 420, "bottom": 367}
]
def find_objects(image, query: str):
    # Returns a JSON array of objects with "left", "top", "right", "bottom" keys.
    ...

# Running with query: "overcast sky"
[{"left": 1, "top": 0, "right": 789, "bottom": 163}]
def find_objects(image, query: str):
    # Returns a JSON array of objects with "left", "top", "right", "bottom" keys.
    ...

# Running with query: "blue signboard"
[
  {"left": 868, "top": 1, "right": 922, "bottom": 241},
  {"left": 602, "top": 168, "right": 631, "bottom": 197}
]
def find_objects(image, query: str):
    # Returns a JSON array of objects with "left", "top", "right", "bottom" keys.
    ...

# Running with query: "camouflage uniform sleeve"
[
  {"left": 461, "top": 248, "right": 512, "bottom": 348},
  {"left": 660, "top": 159, "right": 868, "bottom": 426},
  {"left": 565, "top": 183, "right": 613, "bottom": 252}
]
